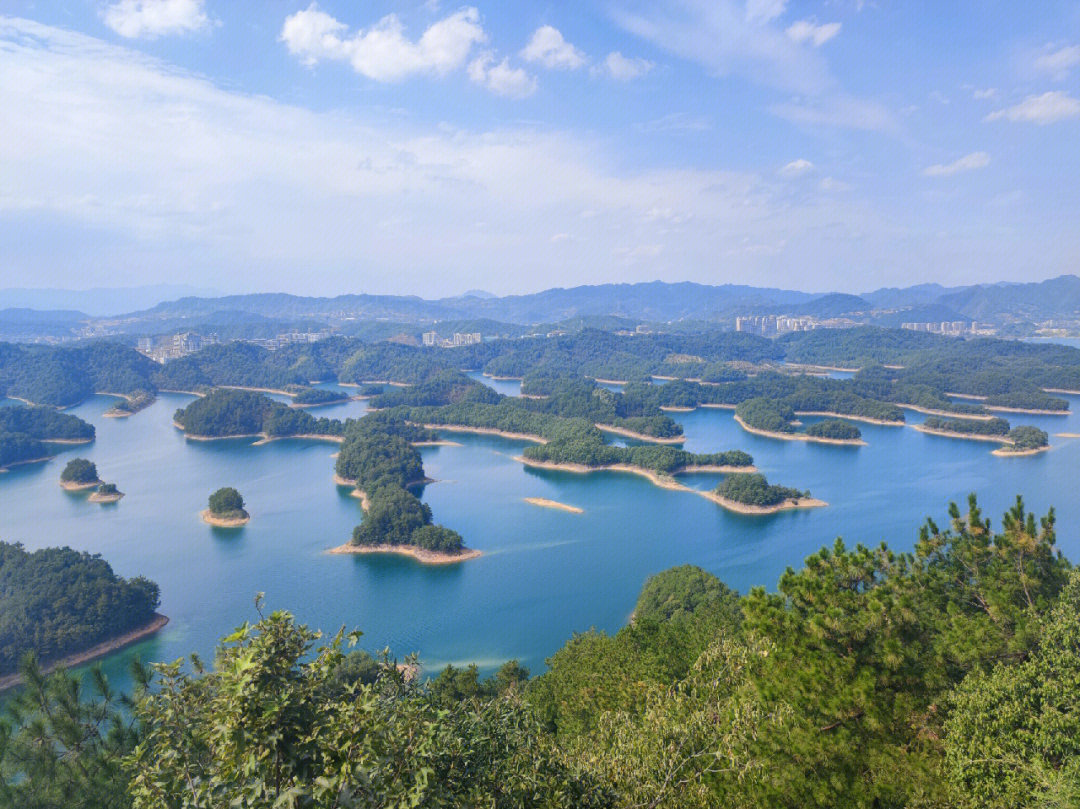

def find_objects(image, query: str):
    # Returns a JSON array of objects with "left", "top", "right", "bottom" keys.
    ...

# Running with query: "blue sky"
[{"left": 1, "top": 1, "right": 1079, "bottom": 297}]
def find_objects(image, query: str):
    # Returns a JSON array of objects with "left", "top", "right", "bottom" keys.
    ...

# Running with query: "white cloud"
[
  {"left": 785, "top": 20, "right": 841, "bottom": 47},
  {"left": 923, "top": 152, "right": 990, "bottom": 177},
  {"left": 594, "top": 51, "right": 654, "bottom": 80},
  {"left": 745, "top": 0, "right": 787, "bottom": 24},
  {"left": 1033, "top": 43, "right": 1080, "bottom": 81},
  {"left": 102, "top": 0, "right": 212, "bottom": 39},
  {"left": 467, "top": 53, "right": 536, "bottom": 97},
  {"left": 520, "top": 26, "right": 585, "bottom": 70},
  {"left": 818, "top": 176, "right": 851, "bottom": 192},
  {"left": 279, "top": 4, "right": 485, "bottom": 81},
  {"left": 986, "top": 91, "right": 1080, "bottom": 125},
  {"left": 770, "top": 94, "right": 895, "bottom": 131},
  {"left": 634, "top": 112, "right": 711, "bottom": 132},
  {"left": 779, "top": 158, "right": 814, "bottom": 177},
  {"left": 972, "top": 87, "right": 997, "bottom": 100}
]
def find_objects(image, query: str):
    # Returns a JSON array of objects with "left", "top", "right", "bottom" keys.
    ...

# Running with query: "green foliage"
[
  {"left": 0, "top": 405, "right": 94, "bottom": 441},
  {"left": 714, "top": 472, "right": 807, "bottom": 506},
  {"left": 428, "top": 659, "right": 530, "bottom": 706},
  {"left": 173, "top": 388, "right": 345, "bottom": 438},
  {"left": 735, "top": 396, "right": 796, "bottom": 432},
  {"left": 634, "top": 564, "right": 741, "bottom": 625},
  {"left": 0, "top": 433, "right": 47, "bottom": 468},
  {"left": 97, "top": 482, "right": 119, "bottom": 495},
  {"left": 351, "top": 486, "right": 431, "bottom": 546},
  {"left": 207, "top": 487, "right": 244, "bottom": 516},
  {"left": 945, "top": 570, "right": 1080, "bottom": 808},
  {"left": 923, "top": 415, "right": 1011, "bottom": 436},
  {"left": 291, "top": 386, "right": 347, "bottom": 405},
  {"left": 126, "top": 609, "right": 613, "bottom": 808},
  {"left": 1006, "top": 424, "right": 1049, "bottom": 449},
  {"left": 805, "top": 418, "right": 862, "bottom": 440},
  {"left": 60, "top": 457, "right": 98, "bottom": 484},
  {"left": 0, "top": 542, "right": 159, "bottom": 676},
  {"left": 0, "top": 341, "right": 157, "bottom": 407}
]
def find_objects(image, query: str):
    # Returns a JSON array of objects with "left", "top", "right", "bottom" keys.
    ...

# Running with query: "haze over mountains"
[{"left": 2, "top": 275, "right": 1080, "bottom": 341}]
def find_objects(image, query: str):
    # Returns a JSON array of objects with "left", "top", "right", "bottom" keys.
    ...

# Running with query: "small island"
[
  {"left": 88, "top": 482, "right": 124, "bottom": 503},
  {"left": 734, "top": 399, "right": 866, "bottom": 446},
  {"left": 916, "top": 417, "right": 1051, "bottom": 455},
  {"left": 523, "top": 497, "right": 584, "bottom": 513},
  {"left": 59, "top": 458, "right": 102, "bottom": 490},
  {"left": 702, "top": 472, "right": 827, "bottom": 515},
  {"left": 201, "top": 486, "right": 250, "bottom": 527},
  {"left": 290, "top": 387, "right": 353, "bottom": 408},
  {"left": 103, "top": 390, "right": 155, "bottom": 418}
]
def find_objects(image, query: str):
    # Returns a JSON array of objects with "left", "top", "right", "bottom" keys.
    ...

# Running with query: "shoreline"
[
  {"left": 251, "top": 433, "right": 344, "bottom": 446},
  {"left": 991, "top": 445, "right": 1051, "bottom": 457},
  {"left": 515, "top": 456, "right": 755, "bottom": 487},
  {"left": 412, "top": 440, "right": 462, "bottom": 447},
  {"left": 1044, "top": 387, "right": 1080, "bottom": 395},
  {"left": 734, "top": 415, "right": 866, "bottom": 446},
  {"left": 594, "top": 423, "right": 686, "bottom": 444},
  {"left": 793, "top": 410, "right": 904, "bottom": 427},
  {"left": 483, "top": 373, "right": 523, "bottom": 381},
  {"left": 88, "top": 491, "right": 124, "bottom": 503},
  {"left": 326, "top": 543, "right": 482, "bottom": 565},
  {"left": 0, "top": 614, "right": 169, "bottom": 694},
  {"left": 60, "top": 479, "right": 101, "bottom": 491},
  {"left": 200, "top": 509, "right": 250, "bottom": 527},
  {"left": 419, "top": 423, "right": 548, "bottom": 444},
  {"left": 912, "top": 424, "right": 1009, "bottom": 444},
  {"left": 983, "top": 405, "right": 1069, "bottom": 416},
  {"left": 42, "top": 437, "right": 94, "bottom": 445},
  {"left": 523, "top": 497, "right": 583, "bottom": 513},
  {"left": 0, "top": 454, "right": 55, "bottom": 472},
  {"left": 697, "top": 489, "right": 828, "bottom": 515},
  {"left": 785, "top": 362, "right": 861, "bottom": 374},
  {"left": 897, "top": 403, "right": 993, "bottom": 421},
  {"left": 289, "top": 395, "right": 360, "bottom": 409}
]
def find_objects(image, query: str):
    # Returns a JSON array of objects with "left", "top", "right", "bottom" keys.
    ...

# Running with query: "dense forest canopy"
[
  {"left": 59, "top": 458, "right": 98, "bottom": 484},
  {"left": 0, "top": 406, "right": 96, "bottom": 469},
  {"left": 0, "top": 542, "right": 159, "bottom": 676}
]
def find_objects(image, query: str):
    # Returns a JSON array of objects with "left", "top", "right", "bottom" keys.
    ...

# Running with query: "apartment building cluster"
[
  {"left": 136, "top": 330, "right": 329, "bottom": 363},
  {"left": 422, "top": 331, "right": 483, "bottom": 347},
  {"left": 735, "top": 315, "right": 820, "bottom": 335},
  {"left": 900, "top": 321, "right": 978, "bottom": 335}
]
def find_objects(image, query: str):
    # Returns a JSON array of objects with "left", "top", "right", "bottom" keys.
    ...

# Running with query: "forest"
[
  {"left": 0, "top": 542, "right": 160, "bottom": 677},
  {"left": 713, "top": 472, "right": 810, "bottom": 506},
  {"left": 173, "top": 389, "right": 346, "bottom": 438},
  {"left": 4, "top": 497, "right": 1077, "bottom": 808},
  {"left": 0, "top": 406, "right": 96, "bottom": 469}
]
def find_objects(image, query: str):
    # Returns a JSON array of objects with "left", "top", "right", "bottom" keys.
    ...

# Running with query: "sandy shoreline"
[
  {"left": 991, "top": 445, "right": 1051, "bottom": 457},
  {"left": 1056, "top": 432, "right": 1080, "bottom": 438},
  {"left": 60, "top": 479, "right": 101, "bottom": 491},
  {"left": 785, "top": 363, "right": 861, "bottom": 374},
  {"left": 43, "top": 437, "right": 94, "bottom": 445},
  {"left": 734, "top": 415, "right": 866, "bottom": 446},
  {"left": 326, "top": 543, "right": 482, "bottom": 565},
  {"left": 88, "top": 491, "right": 124, "bottom": 503},
  {"left": 0, "top": 454, "right": 55, "bottom": 472},
  {"left": 793, "top": 410, "right": 904, "bottom": 427},
  {"left": 1044, "top": 388, "right": 1080, "bottom": 395},
  {"left": 983, "top": 405, "right": 1069, "bottom": 415},
  {"left": 412, "top": 440, "right": 462, "bottom": 447},
  {"left": 660, "top": 405, "right": 696, "bottom": 412},
  {"left": 0, "top": 614, "right": 169, "bottom": 694},
  {"left": 595, "top": 423, "right": 686, "bottom": 444},
  {"left": 897, "top": 404, "right": 992, "bottom": 421},
  {"left": 251, "top": 433, "right": 344, "bottom": 446},
  {"left": 523, "top": 497, "right": 584, "bottom": 513},
  {"left": 697, "top": 490, "right": 828, "bottom": 515},
  {"left": 912, "top": 424, "right": 1009, "bottom": 443},
  {"left": 289, "top": 395, "right": 359, "bottom": 408},
  {"left": 419, "top": 423, "right": 548, "bottom": 443},
  {"left": 200, "top": 509, "right": 250, "bottom": 527}
]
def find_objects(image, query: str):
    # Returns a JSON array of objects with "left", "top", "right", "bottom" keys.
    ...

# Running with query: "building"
[
  {"left": 422, "top": 331, "right": 438, "bottom": 346},
  {"left": 451, "top": 332, "right": 482, "bottom": 346}
]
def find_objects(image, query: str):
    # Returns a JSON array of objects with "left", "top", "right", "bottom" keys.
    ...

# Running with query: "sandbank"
[
  {"left": 1044, "top": 388, "right": 1080, "bottom": 395},
  {"left": 897, "top": 404, "right": 992, "bottom": 421},
  {"left": 251, "top": 433, "right": 344, "bottom": 446},
  {"left": 991, "top": 445, "right": 1051, "bottom": 457},
  {"left": 595, "top": 423, "right": 686, "bottom": 444},
  {"left": 523, "top": 497, "right": 583, "bottom": 513},
  {"left": 660, "top": 405, "right": 696, "bottom": 412},
  {"left": 734, "top": 415, "right": 866, "bottom": 446},
  {"left": 419, "top": 423, "right": 548, "bottom": 443},
  {"left": 785, "top": 363, "right": 861, "bottom": 374},
  {"left": 0, "top": 454, "right": 55, "bottom": 472},
  {"left": 0, "top": 614, "right": 169, "bottom": 695},
  {"left": 697, "top": 490, "right": 828, "bottom": 515},
  {"left": 983, "top": 405, "right": 1069, "bottom": 416},
  {"left": 200, "top": 509, "right": 250, "bottom": 527},
  {"left": 591, "top": 378, "right": 628, "bottom": 385},
  {"left": 60, "top": 479, "right": 101, "bottom": 491},
  {"left": 43, "top": 437, "right": 94, "bottom": 445},
  {"left": 412, "top": 440, "right": 462, "bottom": 447},
  {"left": 912, "top": 424, "right": 1009, "bottom": 443},
  {"left": 483, "top": 373, "right": 523, "bottom": 381},
  {"left": 219, "top": 385, "right": 297, "bottom": 397},
  {"left": 88, "top": 491, "right": 124, "bottom": 503},
  {"left": 515, "top": 456, "right": 755, "bottom": 489},
  {"left": 946, "top": 392, "right": 988, "bottom": 400},
  {"left": 793, "top": 410, "right": 904, "bottom": 427},
  {"left": 1055, "top": 432, "right": 1080, "bottom": 438},
  {"left": 326, "top": 543, "right": 482, "bottom": 565}
]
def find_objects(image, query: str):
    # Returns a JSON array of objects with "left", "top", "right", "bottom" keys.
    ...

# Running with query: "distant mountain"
[
  {"left": 787, "top": 293, "right": 871, "bottom": 318},
  {"left": 870, "top": 304, "right": 972, "bottom": 328},
  {"left": 861, "top": 283, "right": 974, "bottom": 310},
  {"left": 939, "top": 275, "right": 1080, "bottom": 321},
  {"left": 0, "top": 285, "right": 219, "bottom": 317},
  {"left": 0, "top": 308, "right": 88, "bottom": 339}
]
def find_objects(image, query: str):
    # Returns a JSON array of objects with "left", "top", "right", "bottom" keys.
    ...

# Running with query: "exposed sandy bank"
[
  {"left": 523, "top": 497, "right": 583, "bottom": 513},
  {"left": 326, "top": 543, "right": 481, "bottom": 564},
  {"left": 697, "top": 490, "right": 828, "bottom": 515},
  {"left": 734, "top": 415, "right": 866, "bottom": 446},
  {"left": 595, "top": 423, "right": 686, "bottom": 444},
  {"left": 200, "top": 509, "right": 250, "bottom": 527}
]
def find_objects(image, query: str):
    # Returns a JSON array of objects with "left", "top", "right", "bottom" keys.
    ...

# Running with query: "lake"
[{"left": 3, "top": 382, "right": 1079, "bottom": 692}]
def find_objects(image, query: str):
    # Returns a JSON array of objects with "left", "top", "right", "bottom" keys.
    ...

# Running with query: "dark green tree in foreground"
[
  {"left": 59, "top": 458, "right": 98, "bottom": 484},
  {"left": 207, "top": 487, "right": 245, "bottom": 517}
]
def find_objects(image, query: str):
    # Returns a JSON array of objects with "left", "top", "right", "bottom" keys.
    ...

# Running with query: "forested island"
[
  {"left": 917, "top": 416, "right": 1051, "bottom": 454},
  {"left": 6, "top": 496, "right": 1080, "bottom": 807},
  {"left": 201, "top": 487, "right": 249, "bottom": 527},
  {"left": 59, "top": 458, "right": 101, "bottom": 490},
  {"left": 88, "top": 482, "right": 124, "bottom": 503},
  {"left": 0, "top": 542, "right": 163, "bottom": 689},
  {"left": 705, "top": 472, "right": 825, "bottom": 514},
  {"left": 173, "top": 388, "right": 346, "bottom": 441},
  {"left": 0, "top": 405, "right": 95, "bottom": 470},
  {"left": 734, "top": 398, "right": 865, "bottom": 445}
]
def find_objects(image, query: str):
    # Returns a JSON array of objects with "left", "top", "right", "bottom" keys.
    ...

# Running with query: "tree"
[
  {"left": 207, "top": 487, "right": 245, "bottom": 517},
  {"left": 60, "top": 458, "right": 98, "bottom": 484}
]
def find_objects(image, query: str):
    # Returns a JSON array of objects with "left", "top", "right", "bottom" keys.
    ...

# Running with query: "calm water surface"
[{"left": 3, "top": 383, "right": 1079, "bottom": 690}]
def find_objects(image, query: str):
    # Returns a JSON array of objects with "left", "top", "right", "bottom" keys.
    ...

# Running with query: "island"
[
  {"left": 523, "top": 497, "right": 584, "bottom": 513},
  {"left": 290, "top": 386, "right": 353, "bottom": 407},
  {"left": 59, "top": 458, "right": 102, "bottom": 490},
  {"left": 702, "top": 472, "right": 827, "bottom": 515},
  {"left": 103, "top": 389, "right": 155, "bottom": 417},
  {"left": 734, "top": 399, "right": 866, "bottom": 445},
  {"left": 88, "top": 482, "right": 124, "bottom": 503},
  {"left": 173, "top": 388, "right": 346, "bottom": 441},
  {"left": 0, "top": 405, "right": 96, "bottom": 470},
  {"left": 0, "top": 541, "right": 164, "bottom": 692},
  {"left": 201, "top": 487, "right": 250, "bottom": 527}
]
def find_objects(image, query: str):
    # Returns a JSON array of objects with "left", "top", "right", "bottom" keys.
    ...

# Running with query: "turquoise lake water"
[{"left": 3, "top": 380, "right": 1080, "bottom": 691}]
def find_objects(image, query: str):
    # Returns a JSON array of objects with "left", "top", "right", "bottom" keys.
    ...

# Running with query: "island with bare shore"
[
  {"left": 0, "top": 405, "right": 97, "bottom": 470},
  {"left": 102, "top": 390, "right": 155, "bottom": 418},
  {"left": 202, "top": 487, "right": 250, "bottom": 527},
  {"left": 734, "top": 399, "right": 867, "bottom": 446},
  {"left": 0, "top": 541, "right": 163, "bottom": 693},
  {"left": 88, "top": 482, "right": 124, "bottom": 503},
  {"left": 59, "top": 458, "right": 102, "bottom": 490},
  {"left": 705, "top": 472, "right": 827, "bottom": 515},
  {"left": 916, "top": 417, "right": 1050, "bottom": 455}
]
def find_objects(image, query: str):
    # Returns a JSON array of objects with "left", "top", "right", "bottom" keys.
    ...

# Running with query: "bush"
[
  {"left": 208, "top": 487, "right": 245, "bottom": 516},
  {"left": 714, "top": 472, "right": 807, "bottom": 506},
  {"left": 60, "top": 458, "right": 98, "bottom": 484}
]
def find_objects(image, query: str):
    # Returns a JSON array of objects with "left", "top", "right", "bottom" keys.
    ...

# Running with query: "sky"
[{"left": 1, "top": 1, "right": 1079, "bottom": 298}]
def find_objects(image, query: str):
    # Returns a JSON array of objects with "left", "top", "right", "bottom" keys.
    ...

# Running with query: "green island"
[
  {"left": 6, "top": 496, "right": 1080, "bottom": 808},
  {"left": 917, "top": 416, "right": 1051, "bottom": 454},
  {"left": 0, "top": 541, "right": 163, "bottom": 691},
  {"left": 734, "top": 397, "right": 865, "bottom": 445},
  {"left": 290, "top": 386, "right": 351, "bottom": 407},
  {"left": 173, "top": 388, "right": 346, "bottom": 441},
  {"left": 88, "top": 482, "right": 124, "bottom": 503},
  {"left": 705, "top": 472, "right": 825, "bottom": 514},
  {"left": 103, "top": 389, "right": 155, "bottom": 418},
  {"left": 59, "top": 458, "right": 101, "bottom": 491},
  {"left": 201, "top": 487, "right": 250, "bottom": 527},
  {"left": 0, "top": 406, "right": 96, "bottom": 470}
]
